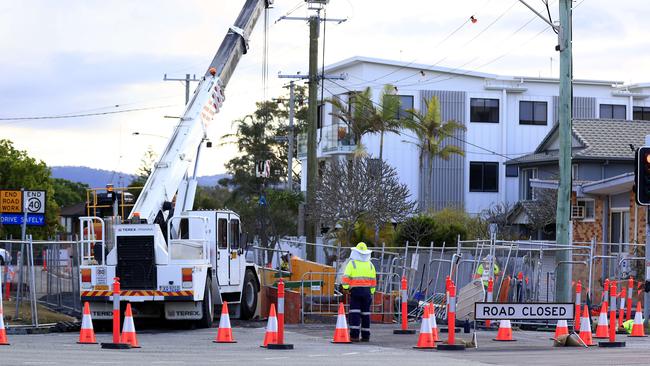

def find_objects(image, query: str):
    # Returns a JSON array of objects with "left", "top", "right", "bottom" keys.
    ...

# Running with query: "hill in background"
[{"left": 51, "top": 166, "right": 228, "bottom": 188}]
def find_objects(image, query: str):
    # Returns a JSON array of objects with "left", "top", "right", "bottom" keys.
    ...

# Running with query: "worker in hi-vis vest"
[
  {"left": 474, "top": 255, "right": 499, "bottom": 288},
  {"left": 341, "top": 242, "right": 377, "bottom": 342}
]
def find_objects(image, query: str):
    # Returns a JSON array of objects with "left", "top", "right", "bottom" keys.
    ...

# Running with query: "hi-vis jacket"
[{"left": 342, "top": 260, "right": 377, "bottom": 294}]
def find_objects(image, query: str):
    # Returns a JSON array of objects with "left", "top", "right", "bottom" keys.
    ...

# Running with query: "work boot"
[
  {"left": 360, "top": 338, "right": 370, "bottom": 342},
  {"left": 350, "top": 337, "right": 360, "bottom": 343}
]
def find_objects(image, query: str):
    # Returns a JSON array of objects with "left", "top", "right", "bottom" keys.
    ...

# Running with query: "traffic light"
[{"left": 635, "top": 147, "right": 650, "bottom": 205}]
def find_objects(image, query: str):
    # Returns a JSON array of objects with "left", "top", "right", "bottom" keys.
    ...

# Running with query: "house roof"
[
  {"left": 507, "top": 119, "right": 650, "bottom": 166},
  {"left": 60, "top": 202, "right": 86, "bottom": 217},
  {"left": 324, "top": 56, "right": 624, "bottom": 86}
]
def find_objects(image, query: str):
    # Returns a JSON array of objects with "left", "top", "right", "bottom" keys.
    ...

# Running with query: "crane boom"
[{"left": 130, "top": 0, "right": 271, "bottom": 224}]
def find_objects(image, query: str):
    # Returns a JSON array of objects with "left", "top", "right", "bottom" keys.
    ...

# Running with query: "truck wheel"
[
  {"left": 240, "top": 269, "right": 258, "bottom": 320},
  {"left": 198, "top": 277, "right": 213, "bottom": 328}
]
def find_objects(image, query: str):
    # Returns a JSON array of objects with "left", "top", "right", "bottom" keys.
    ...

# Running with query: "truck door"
[
  {"left": 216, "top": 214, "right": 229, "bottom": 287},
  {"left": 228, "top": 218, "right": 241, "bottom": 286}
]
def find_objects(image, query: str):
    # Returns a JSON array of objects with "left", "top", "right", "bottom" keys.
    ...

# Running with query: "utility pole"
[
  {"left": 277, "top": 4, "right": 346, "bottom": 259},
  {"left": 164, "top": 73, "right": 200, "bottom": 105},
  {"left": 517, "top": 0, "right": 572, "bottom": 302},
  {"left": 555, "top": 0, "right": 573, "bottom": 303},
  {"left": 288, "top": 81, "right": 295, "bottom": 191}
]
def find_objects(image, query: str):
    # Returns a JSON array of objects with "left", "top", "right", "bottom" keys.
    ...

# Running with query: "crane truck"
[{"left": 78, "top": 0, "right": 273, "bottom": 326}]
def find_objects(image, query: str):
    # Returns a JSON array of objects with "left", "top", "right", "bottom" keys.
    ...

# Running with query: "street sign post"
[{"left": 474, "top": 302, "right": 574, "bottom": 320}]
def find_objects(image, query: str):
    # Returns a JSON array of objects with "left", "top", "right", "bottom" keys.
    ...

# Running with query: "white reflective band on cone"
[
  {"left": 81, "top": 314, "right": 93, "bottom": 329},
  {"left": 611, "top": 293, "right": 616, "bottom": 307},
  {"left": 487, "top": 293, "right": 493, "bottom": 302},
  {"left": 575, "top": 293, "right": 581, "bottom": 305},
  {"left": 219, "top": 314, "right": 231, "bottom": 329},
  {"left": 278, "top": 298, "right": 285, "bottom": 314},
  {"left": 620, "top": 297, "right": 625, "bottom": 309},
  {"left": 336, "top": 314, "right": 347, "bottom": 329},
  {"left": 401, "top": 290, "right": 407, "bottom": 302},
  {"left": 114, "top": 293, "right": 120, "bottom": 310},
  {"left": 628, "top": 288, "right": 633, "bottom": 297},
  {"left": 267, "top": 316, "right": 278, "bottom": 332}
]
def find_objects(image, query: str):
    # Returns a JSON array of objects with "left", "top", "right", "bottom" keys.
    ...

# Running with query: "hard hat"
[
  {"left": 483, "top": 255, "right": 493, "bottom": 262},
  {"left": 352, "top": 242, "right": 372, "bottom": 255}
]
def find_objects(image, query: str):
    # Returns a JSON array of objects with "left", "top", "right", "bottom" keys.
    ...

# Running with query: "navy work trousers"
[{"left": 349, "top": 287, "right": 372, "bottom": 340}]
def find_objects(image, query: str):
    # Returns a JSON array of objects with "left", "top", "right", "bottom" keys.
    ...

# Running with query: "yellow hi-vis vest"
[
  {"left": 342, "top": 260, "right": 377, "bottom": 294},
  {"left": 476, "top": 263, "right": 500, "bottom": 286}
]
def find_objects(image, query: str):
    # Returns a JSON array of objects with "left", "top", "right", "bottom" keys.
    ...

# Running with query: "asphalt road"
[{"left": 3, "top": 322, "right": 650, "bottom": 366}]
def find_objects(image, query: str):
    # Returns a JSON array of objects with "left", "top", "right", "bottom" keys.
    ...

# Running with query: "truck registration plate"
[{"left": 159, "top": 285, "right": 181, "bottom": 292}]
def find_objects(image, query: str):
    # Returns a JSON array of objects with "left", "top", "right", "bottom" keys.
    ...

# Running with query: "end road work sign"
[{"left": 474, "top": 302, "right": 574, "bottom": 320}]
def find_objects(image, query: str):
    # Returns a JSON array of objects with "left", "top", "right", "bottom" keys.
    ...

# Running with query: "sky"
[{"left": 1, "top": 0, "right": 649, "bottom": 180}]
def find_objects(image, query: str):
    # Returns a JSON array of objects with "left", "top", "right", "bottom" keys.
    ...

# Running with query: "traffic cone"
[
  {"left": 214, "top": 302, "right": 236, "bottom": 343},
  {"left": 0, "top": 306, "right": 9, "bottom": 346},
  {"left": 493, "top": 320, "right": 516, "bottom": 341},
  {"left": 77, "top": 302, "right": 97, "bottom": 344},
  {"left": 332, "top": 303, "right": 351, "bottom": 343},
  {"left": 594, "top": 303, "right": 609, "bottom": 339},
  {"left": 120, "top": 303, "right": 140, "bottom": 348},
  {"left": 261, "top": 304, "right": 278, "bottom": 348},
  {"left": 554, "top": 319, "right": 569, "bottom": 339},
  {"left": 413, "top": 306, "right": 435, "bottom": 349},
  {"left": 578, "top": 305, "right": 595, "bottom": 346},
  {"left": 429, "top": 303, "right": 440, "bottom": 342},
  {"left": 629, "top": 302, "right": 647, "bottom": 337}
]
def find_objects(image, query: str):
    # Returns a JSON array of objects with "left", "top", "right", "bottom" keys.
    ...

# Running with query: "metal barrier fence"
[{"left": 0, "top": 237, "right": 81, "bottom": 327}]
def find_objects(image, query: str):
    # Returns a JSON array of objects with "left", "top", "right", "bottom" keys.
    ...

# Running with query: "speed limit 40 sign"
[{"left": 24, "top": 190, "right": 46, "bottom": 213}]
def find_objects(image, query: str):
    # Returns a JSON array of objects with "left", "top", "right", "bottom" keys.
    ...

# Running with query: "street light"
[{"left": 131, "top": 132, "right": 167, "bottom": 139}]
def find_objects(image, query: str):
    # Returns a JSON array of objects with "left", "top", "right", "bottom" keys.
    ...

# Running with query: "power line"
[{"left": 0, "top": 104, "right": 178, "bottom": 124}]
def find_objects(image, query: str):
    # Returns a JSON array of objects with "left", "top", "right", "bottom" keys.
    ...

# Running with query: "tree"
[
  {"left": 127, "top": 146, "right": 157, "bottom": 201},
  {"left": 525, "top": 188, "right": 557, "bottom": 238},
  {"left": 0, "top": 139, "right": 59, "bottom": 238},
  {"left": 51, "top": 178, "right": 89, "bottom": 207},
  {"left": 313, "top": 158, "right": 415, "bottom": 246},
  {"left": 327, "top": 88, "right": 377, "bottom": 157},
  {"left": 402, "top": 96, "right": 466, "bottom": 211}
]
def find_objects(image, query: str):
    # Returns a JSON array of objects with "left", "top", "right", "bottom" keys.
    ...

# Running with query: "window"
[
  {"left": 217, "top": 218, "right": 228, "bottom": 249},
  {"left": 386, "top": 95, "right": 414, "bottom": 119},
  {"left": 633, "top": 106, "right": 650, "bottom": 121},
  {"left": 519, "top": 168, "right": 538, "bottom": 201},
  {"left": 469, "top": 162, "right": 499, "bottom": 192},
  {"left": 519, "top": 101, "right": 548, "bottom": 125},
  {"left": 229, "top": 220, "right": 240, "bottom": 250},
  {"left": 610, "top": 210, "right": 630, "bottom": 253},
  {"left": 470, "top": 98, "right": 499, "bottom": 123},
  {"left": 600, "top": 104, "right": 626, "bottom": 119},
  {"left": 577, "top": 199, "right": 595, "bottom": 221},
  {"left": 572, "top": 164, "right": 578, "bottom": 180},
  {"left": 505, "top": 165, "right": 518, "bottom": 178}
]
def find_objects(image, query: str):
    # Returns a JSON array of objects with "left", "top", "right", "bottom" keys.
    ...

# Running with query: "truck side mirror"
[{"left": 240, "top": 233, "right": 249, "bottom": 250}]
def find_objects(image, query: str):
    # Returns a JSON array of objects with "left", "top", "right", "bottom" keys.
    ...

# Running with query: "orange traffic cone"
[
  {"left": 214, "top": 302, "right": 236, "bottom": 343},
  {"left": 553, "top": 319, "right": 569, "bottom": 339},
  {"left": 0, "top": 305, "right": 9, "bottom": 346},
  {"left": 77, "top": 302, "right": 97, "bottom": 344},
  {"left": 332, "top": 303, "right": 351, "bottom": 343},
  {"left": 120, "top": 303, "right": 140, "bottom": 348},
  {"left": 629, "top": 302, "right": 647, "bottom": 337},
  {"left": 578, "top": 305, "right": 595, "bottom": 346},
  {"left": 594, "top": 303, "right": 609, "bottom": 339},
  {"left": 413, "top": 306, "right": 435, "bottom": 349},
  {"left": 429, "top": 303, "right": 440, "bottom": 342},
  {"left": 261, "top": 304, "right": 278, "bottom": 348},
  {"left": 493, "top": 320, "right": 516, "bottom": 341}
]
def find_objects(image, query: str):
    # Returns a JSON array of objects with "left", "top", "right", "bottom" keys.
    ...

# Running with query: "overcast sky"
[{"left": 2, "top": 0, "right": 649, "bottom": 181}]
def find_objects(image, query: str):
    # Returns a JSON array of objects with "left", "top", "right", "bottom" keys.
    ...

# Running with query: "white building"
[{"left": 299, "top": 56, "right": 650, "bottom": 215}]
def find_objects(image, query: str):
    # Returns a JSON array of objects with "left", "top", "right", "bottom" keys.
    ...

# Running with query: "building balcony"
[{"left": 321, "top": 124, "right": 357, "bottom": 155}]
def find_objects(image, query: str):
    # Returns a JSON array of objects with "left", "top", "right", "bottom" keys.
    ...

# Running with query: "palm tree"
[
  {"left": 327, "top": 85, "right": 403, "bottom": 159},
  {"left": 403, "top": 96, "right": 466, "bottom": 212}
]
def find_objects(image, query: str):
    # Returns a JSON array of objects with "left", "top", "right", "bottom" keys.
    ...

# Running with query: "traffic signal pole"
[{"left": 644, "top": 135, "right": 650, "bottom": 324}]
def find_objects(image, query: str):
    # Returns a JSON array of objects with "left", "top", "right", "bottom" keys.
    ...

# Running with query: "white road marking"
[
  {"left": 342, "top": 352, "right": 359, "bottom": 356},
  {"left": 264, "top": 357, "right": 289, "bottom": 361},
  {"left": 308, "top": 354, "right": 327, "bottom": 357}
]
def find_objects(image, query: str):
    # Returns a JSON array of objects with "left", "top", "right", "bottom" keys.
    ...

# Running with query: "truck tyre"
[
  {"left": 240, "top": 269, "right": 258, "bottom": 320},
  {"left": 198, "top": 277, "right": 213, "bottom": 328}
]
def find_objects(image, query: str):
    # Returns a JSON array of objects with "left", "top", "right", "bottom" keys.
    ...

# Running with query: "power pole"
[
  {"left": 164, "top": 73, "right": 200, "bottom": 105},
  {"left": 288, "top": 81, "right": 295, "bottom": 191},
  {"left": 555, "top": 0, "right": 573, "bottom": 303},
  {"left": 517, "top": 0, "right": 572, "bottom": 302}
]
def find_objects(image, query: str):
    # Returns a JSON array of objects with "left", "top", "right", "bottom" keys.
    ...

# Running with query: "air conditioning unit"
[{"left": 571, "top": 205, "right": 585, "bottom": 219}]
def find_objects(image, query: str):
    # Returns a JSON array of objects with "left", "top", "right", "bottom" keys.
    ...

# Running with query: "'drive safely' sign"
[{"left": 474, "top": 303, "right": 574, "bottom": 320}]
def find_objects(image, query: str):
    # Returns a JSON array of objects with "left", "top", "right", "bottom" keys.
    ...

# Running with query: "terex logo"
[{"left": 176, "top": 311, "right": 200, "bottom": 316}]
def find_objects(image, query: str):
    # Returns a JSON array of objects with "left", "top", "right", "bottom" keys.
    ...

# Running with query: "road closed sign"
[{"left": 474, "top": 302, "right": 574, "bottom": 320}]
